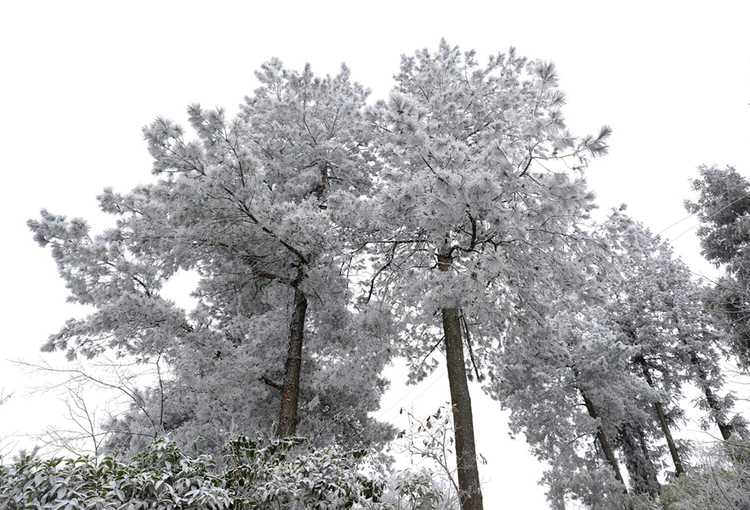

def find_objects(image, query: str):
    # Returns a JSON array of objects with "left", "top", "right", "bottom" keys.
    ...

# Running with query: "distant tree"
[
  {"left": 366, "top": 40, "right": 610, "bottom": 510},
  {"left": 685, "top": 165, "right": 750, "bottom": 367},
  {"left": 497, "top": 300, "right": 642, "bottom": 508},
  {"left": 576, "top": 211, "right": 741, "bottom": 478},
  {"left": 685, "top": 165, "right": 750, "bottom": 267},
  {"left": 495, "top": 210, "right": 742, "bottom": 508}
]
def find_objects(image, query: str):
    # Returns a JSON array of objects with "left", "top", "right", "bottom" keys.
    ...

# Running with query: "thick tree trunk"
[
  {"left": 619, "top": 422, "right": 660, "bottom": 497},
  {"left": 438, "top": 251, "right": 484, "bottom": 510},
  {"left": 638, "top": 358, "right": 686, "bottom": 476},
  {"left": 579, "top": 389, "right": 627, "bottom": 490},
  {"left": 278, "top": 279, "right": 308, "bottom": 438}
]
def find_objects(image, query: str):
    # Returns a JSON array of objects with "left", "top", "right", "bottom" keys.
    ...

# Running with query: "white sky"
[{"left": 1, "top": 1, "right": 749, "bottom": 508}]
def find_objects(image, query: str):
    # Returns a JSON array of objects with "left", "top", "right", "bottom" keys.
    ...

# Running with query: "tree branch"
[{"left": 259, "top": 374, "right": 284, "bottom": 391}]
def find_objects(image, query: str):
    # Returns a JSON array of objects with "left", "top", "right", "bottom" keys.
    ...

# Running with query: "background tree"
[
  {"left": 494, "top": 210, "right": 744, "bottom": 508},
  {"left": 685, "top": 165, "right": 750, "bottom": 367}
]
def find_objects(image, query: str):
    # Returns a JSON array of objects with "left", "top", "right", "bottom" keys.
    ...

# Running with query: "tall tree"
[
  {"left": 685, "top": 165, "right": 750, "bottom": 368},
  {"left": 494, "top": 209, "right": 742, "bottom": 507},
  {"left": 366, "top": 40, "right": 610, "bottom": 510},
  {"left": 29, "top": 60, "right": 393, "bottom": 453},
  {"left": 606, "top": 211, "right": 742, "bottom": 451},
  {"left": 494, "top": 253, "right": 659, "bottom": 509}
]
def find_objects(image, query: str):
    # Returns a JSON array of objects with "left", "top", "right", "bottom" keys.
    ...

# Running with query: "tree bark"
[
  {"left": 637, "top": 357, "right": 686, "bottom": 476},
  {"left": 438, "top": 250, "right": 484, "bottom": 510},
  {"left": 278, "top": 276, "right": 308, "bottom": 438},
  {"left": 619, "top": 422, "right": 660, "bottom": 497},
  {"left": 579, "top": 389, "right": 627, "bottom": 490}
]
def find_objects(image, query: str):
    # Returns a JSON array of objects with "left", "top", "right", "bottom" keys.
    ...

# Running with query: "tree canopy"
[{"left": 24, "top": 42, "right": 750, "bottom": 510}]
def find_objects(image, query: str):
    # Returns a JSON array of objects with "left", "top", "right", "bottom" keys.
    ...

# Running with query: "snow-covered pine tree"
[
  {"left": 494, "top": 209, "right": 742, "bottom": 507},
  {"left": 685, "top": 165, "right": 750, "bottom": 369},
  {"left": 29, "top": 60, "right": 394, "bottom": 454},
  {"left": 495, "top": 273, "right": 650, "bottom": 507},
  {"left": 365, "top": 40, "right": 610, "bottom": 510},
  {"left": 604, "top": 212, "right": 745, "bottom": 470}
]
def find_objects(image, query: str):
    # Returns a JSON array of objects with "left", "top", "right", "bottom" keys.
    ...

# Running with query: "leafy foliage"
[
  {"left": 0, "top": 436, "right": 457, "bottom": 510},
  {"left": 0, "top": 438, "right": 230, "bottom": 509},
  {"left": 661, "top": 440, "right": 750, "bottom": 510}
]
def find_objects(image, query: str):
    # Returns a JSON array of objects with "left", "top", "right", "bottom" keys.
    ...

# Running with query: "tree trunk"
[
  {"left": 278, "top": 277, "right": 308, "bottom": 438},
  {"left": 619, "top": 422, "right": 660, "bottom": 497},
  {"left": 673, "top": 309, "right": 733, "bottom": 441},
  {"left": 703, "top": 385, "right": 733, "bottom": 441},
  {"left": 438, "top": 250, "right": 484, "bottom": 510},
  {"left": 689, "top": 350, "right": 733, "bottom": 441},
  {"left": 579, "top": 389, "right": 627, "bottom": 490},
  {"left": 638, "top": 358, "right": 686, "bottom": 476},
  {"left": 653, "top": 400, "right": 685, "bottom": 476}
]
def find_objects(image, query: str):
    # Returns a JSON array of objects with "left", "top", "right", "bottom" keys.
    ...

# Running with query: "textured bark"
[
  {"left": 438, "top": 251, "right": 484, "bottom": 510},
  {"left": 638, "top": 358, "right": 686, "bottom": 476},
  {"left": 580, "top": 389, "right": 627, "bottom": 490},
  {"left": 278, "top": 279, "right": 308, "bottom": 438},
  {"left": 619, "top": 422, "right": 660, "bottom": 497}
]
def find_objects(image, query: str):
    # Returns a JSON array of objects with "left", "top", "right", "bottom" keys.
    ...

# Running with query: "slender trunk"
[
  {"left": 637, "top": 357, "right": 686, "bottom": 476},
  {"left": 438, "top": 251, "right": 484, "bottom": 510},
  {"left": 704, "top": 386, "right": 733, "bottom": 441},
  {"left": 653, "top": 400, "right": 685, "bottom": 476},
  {"left": 673, "top": 309, "right": 733, "bottom": 441},
  {"left": 689, "top": 350, "right": 733, "bottom": 440},
  {"left": 579, "top": 389, "right": 627, "bottom": 490},
  {"left": 278, "top": 276, "right": 308, "bottom": 438}
]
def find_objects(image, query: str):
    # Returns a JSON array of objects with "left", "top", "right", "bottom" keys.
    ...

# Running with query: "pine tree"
[
  {"left": 494, "top": 209, "right": 741, "bottom": 507},
  {"left": 686, "top": 165, "right": 750, "bottom": 368},
  {"left": 605, "top": 212, "right": 741, "bottom": 463},
  {"left": 29, "top": 60, "right": 393, "bottom": 453},
  {"left": 366, "top": 40, "right": 609, "bottom": 510}
]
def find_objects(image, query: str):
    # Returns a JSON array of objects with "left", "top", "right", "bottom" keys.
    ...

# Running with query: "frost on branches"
[
  {"left": 364, "top": 40, "right": 608, "bottom": 510},
  {"left": 29, "top": 60, "right": 394, "bottom": 456},
  {"left": 28, "top": 40, "right": 748, "bottom": 510},
  {"left": 495, "top": 210, "right": 743, "bottom": 508}
]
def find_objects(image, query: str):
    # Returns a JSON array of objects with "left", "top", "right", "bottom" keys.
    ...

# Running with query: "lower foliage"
[
  {"left": 660, "top": 440, "right": 750, "bottom": 510},
  {"left": 0, "top": 436, "right": 453, "bottom": 510}
]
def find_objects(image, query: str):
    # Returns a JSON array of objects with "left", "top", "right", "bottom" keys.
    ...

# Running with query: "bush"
[{"left": 0, "top": 436, "right": 454, "bottom": 509}]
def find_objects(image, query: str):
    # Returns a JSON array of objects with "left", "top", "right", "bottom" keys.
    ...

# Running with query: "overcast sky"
[{"left": 1, "top": 1, "right": 748, "bottom": 508}]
